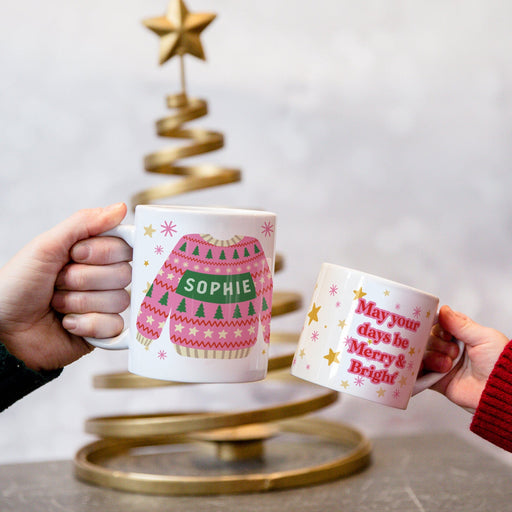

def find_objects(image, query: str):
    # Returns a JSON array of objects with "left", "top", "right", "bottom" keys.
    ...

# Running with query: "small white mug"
[
  {"left": 291, "top": 263, "right": 463, "bottom": 409},
  {"left": 86, "top": 205, "right": 276, "bottom": 383}
]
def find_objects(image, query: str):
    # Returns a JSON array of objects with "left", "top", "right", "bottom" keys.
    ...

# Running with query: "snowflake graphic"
[
  {"left": 329, "top": 284, "right": 339, "bottom": 296},
  {"left": 161, "top": 220, "right": 177, "bottom": 237},
  {"left": 261, "top": 221, "right": 274, "bottom": 238},
  {"left": 311, "top": 330, "right": 319, "bottom": 342},
  {"left": 412, "top": 306, "right": 422, "bottom": 318},
  {"left": 354, "top": 376, "right": 364, "bottom": 387},
  {"left": 395, "top": 303, "right": 401, "bottom": 310},
  {"left": 336, "top": 301, "right": 342, "bottom": 308},
  {"left": 407, "top": 361, "right": 414, "bottom": 370},
  {"left": 344, "top": 336, "right": 354, "bottom": 347},
  {"left": 393, "top": 389, "right": 400, "bottom": 399},
  {"left": 157, "top": 350, "right": 167, "bottom": 360},
  {"left": 154, "top": 245, "right": 164, "bottom": 255}
]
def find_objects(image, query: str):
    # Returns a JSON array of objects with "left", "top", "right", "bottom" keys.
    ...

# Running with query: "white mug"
[
  {"left": 86, "top": 205, "right": 276, "bottom": 383},
  {"left": 291, "top": 263, "right": 463, "bottom": 409}
]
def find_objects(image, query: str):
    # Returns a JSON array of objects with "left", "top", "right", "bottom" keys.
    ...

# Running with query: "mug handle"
[
  {"left": 412, "top": 338, "right": 465, "bottom": 395},
  {"left": 83, "top": 224, "right": 136, "bottom": 350}
]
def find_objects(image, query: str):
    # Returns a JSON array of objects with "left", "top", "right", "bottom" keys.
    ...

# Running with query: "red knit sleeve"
[{"left": 470, "top": 340, "right": 512, "bottom": 452}]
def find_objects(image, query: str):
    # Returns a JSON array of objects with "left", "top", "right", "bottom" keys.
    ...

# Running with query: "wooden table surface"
[{"left": 1, "top": 433, "right": 511, "bottom": 512}]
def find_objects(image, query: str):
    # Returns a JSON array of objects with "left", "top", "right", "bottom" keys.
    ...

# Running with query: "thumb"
[
  {"left": 438, "top": 305, "right": 486, "bottom": 349},
  {"left": 33, "top": 203, "right": 128, "bottom": 268}
]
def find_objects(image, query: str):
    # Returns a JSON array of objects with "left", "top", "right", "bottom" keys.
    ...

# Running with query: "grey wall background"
[{"left": 1, "top": 0, "right": 512, "bottom": 465}]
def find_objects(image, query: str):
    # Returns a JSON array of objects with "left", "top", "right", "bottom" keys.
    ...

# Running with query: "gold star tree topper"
[{"left": 143, "top": 0, "right": 216, "bottom": 65}]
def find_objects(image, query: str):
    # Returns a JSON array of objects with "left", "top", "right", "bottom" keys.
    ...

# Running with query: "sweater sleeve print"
[{"left": 136, "top": 234, "right": 273, "bottom": 359}]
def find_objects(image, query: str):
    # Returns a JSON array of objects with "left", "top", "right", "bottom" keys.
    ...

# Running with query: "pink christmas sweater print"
[{"left": 136, "top": 233, "right": 273, "bottom": 359}]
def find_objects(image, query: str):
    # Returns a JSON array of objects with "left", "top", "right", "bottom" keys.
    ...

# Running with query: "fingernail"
[
  {"left": 106, "top": 202, "right": 125, "bottom": 211},
  {"left": 72, "top": 243, "right": 90, "bottom": 262},
  {"left": 445, "top": 306, "right": 464, "bottom": 319},
  {"left": 452, "top": 309, "right": 466, "bottom": 319},
  {"left": 63, "top": 315, "right": 78, "bottom": 331}
]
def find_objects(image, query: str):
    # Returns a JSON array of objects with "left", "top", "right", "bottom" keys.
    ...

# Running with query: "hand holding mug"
[
  {"left": 291, "top": 264, "right": 463, "bottom": 409},
  {"left": 85, "top": 205, "right": 276, "bottom": 384}
]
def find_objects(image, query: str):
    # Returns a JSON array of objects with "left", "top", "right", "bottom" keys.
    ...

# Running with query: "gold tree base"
[{"left": 74, "top": 417, "right": 372, "bottom": 496}]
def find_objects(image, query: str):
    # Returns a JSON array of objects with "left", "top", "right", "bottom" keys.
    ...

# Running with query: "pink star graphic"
[
  {"left": 161, "top": 220, "right": 177, "bottom": 237},
  {"left": 329, "top": 284, "right": 339, "bottom": 296},
  {"left": 157, "top": 350, "right": 167, "bottom": 360},
  {"left": 154, "top": 245, "right": 164, "bottom": 255},
  {"left": 261, "top": 221, "right": 274, "bottom": 238}
]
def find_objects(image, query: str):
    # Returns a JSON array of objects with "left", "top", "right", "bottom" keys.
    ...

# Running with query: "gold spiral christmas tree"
[
  {"left": 131, "top": 0, "right": 240, "bottom": 208},
  {"left": 74, "top": 0, "right": 371, "bottom": 495}
]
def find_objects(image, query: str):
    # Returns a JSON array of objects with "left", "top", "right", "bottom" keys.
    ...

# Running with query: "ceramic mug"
[
  {"left": 86, "top": 205, "right": 276, "bottom": 383},
  {"left": 291, "top": 263, "right": 463, "bottom": 409}
]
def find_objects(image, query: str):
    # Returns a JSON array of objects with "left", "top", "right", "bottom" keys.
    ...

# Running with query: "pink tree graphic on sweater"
[{"left": 136, "top": 233, "right": 273, "bottom": 359}]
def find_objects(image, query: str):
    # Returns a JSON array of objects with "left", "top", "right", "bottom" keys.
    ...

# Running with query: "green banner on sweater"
[{"left": 176, "top": 270, "right": 257, "bottom": 303}]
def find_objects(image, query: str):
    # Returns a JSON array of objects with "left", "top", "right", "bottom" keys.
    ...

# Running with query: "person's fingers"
[
  {"left": 427, "top": 336, "right": 460, "bottom": 359},
  {"left": 438, "top": 305, "right": 491, "bottom": 348},
  {"left": 422, "top": 350, "right": 454, "bottom": 373},
  {"left": 70, "top": 236, "right": 132, "bottom": 265},
  {"left": 53, "top": 203, "right": 128, "bottom": 246},
  {"left": 52, "top": 289, "right": 130, "bottom": 314},
  {"left": 431, "top": 322, "right": 453, "bottom": 342},
  {"left": 32, "top": 203, "right": 128, "bottom": 271},
  {"left": 62, "top": 313, "right": 125, "bottom": 338},
  {"left": 55, "top": 262, "right": 132, "bottom": 291}
]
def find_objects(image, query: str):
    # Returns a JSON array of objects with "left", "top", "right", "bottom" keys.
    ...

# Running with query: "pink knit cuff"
[{"left": 470, "top": 340, "right": 512, "bottom": 452}]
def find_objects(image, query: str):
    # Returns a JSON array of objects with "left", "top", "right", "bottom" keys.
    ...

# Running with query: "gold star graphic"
[
  {"left": 353, "top": 287, "right": 366, "bottom": 300},
  {"left": 144, "top": 224, "right": 156, "bottom": 237},
  {"left": 377, "top": 387, "right": 386, "bottom": 398},
  {"left": 384, "top": 290, "right": 390, "bottom": 296},
  {"left": 307, "top": 302, "right": 321, "bottom": 325},
  {"left": 340, "top": 380, "right": 349, "bottom": 389},
  {"left": 323, "top": 348, "right": 340, "bottom": 366},
  {"left": 426, "top": 310, "right": 431, "bottom": 318},
  {"left": 144, "top": 260, "right": 149, "bottom": 267},
  {"left": 299, "top": 348, "right": 306, "bottom": 358},
  {"left": 143, "top": 0, "right": 216, "bottom": 65},
  {"left": 338, "top": 319, "right": 346, "bottom": 329},
  {"left": 409, "top": 347, "right": 416, "bottom": 356},
  {"left": 142, "top": 281, "right": 151, "bottom": 294},
  {"left": 399, "top": 376, "right": 407, "bottom": 387}
]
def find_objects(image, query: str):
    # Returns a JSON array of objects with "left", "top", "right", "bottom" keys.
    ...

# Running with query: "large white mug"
[
  {"left": 291, "top": 263, "right": 463, "bottom": 409},
  {"left": 86, "top": 205, "right": 276, "bottom": 383}
]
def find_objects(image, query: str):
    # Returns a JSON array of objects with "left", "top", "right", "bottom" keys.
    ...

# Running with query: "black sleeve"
[{"left": 0, "top": 343, "right": 62, "bottom": 412}]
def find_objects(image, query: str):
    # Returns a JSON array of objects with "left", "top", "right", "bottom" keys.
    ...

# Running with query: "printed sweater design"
[{"left": 136, "top": 233, "right": 273, "bottom": 358}]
